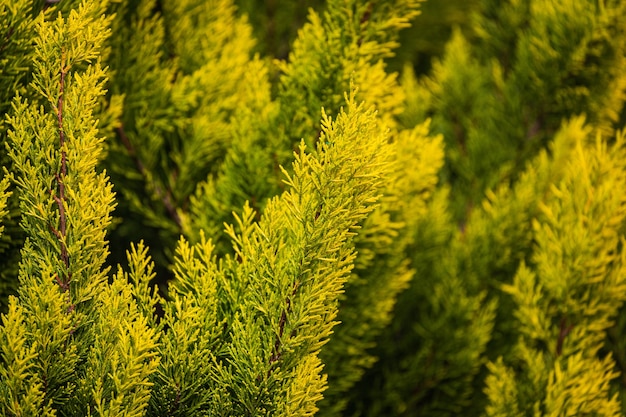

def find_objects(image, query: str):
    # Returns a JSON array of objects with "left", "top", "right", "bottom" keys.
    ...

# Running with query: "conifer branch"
[
  {"left": 54, "top": 57, "right": 71, "bottom": 292},
  {"left": 116, "top": 124, "right": 182, "bottom": 228}
]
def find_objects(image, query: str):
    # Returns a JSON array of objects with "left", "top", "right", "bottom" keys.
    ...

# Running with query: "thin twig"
[
  {"left": 0, "top": 26, "right": 14, "bottom": 56},
  {"left": 268, "top": 279, "right": 300, "bottom": 374}
]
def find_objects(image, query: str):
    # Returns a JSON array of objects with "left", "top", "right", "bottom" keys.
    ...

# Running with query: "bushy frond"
[
  {"left": 105, "top": 0, "right": 271, "bottom": 279},
  {"left": 1, "top": 3, "right": 159, "bottom": 415},
  {"left": 0, "top": 0, "right": 41, "bottom": 312},
  {"left": 218, "top": 93, "right": 390, "bottom": 416},
  {"left": 160, "top": 92, "right": 392, "bottom": 416},
  {"left": 407, "top": 0, "right": 626, "bottom": 222},
  {"left": 485, "top": 120, "right": 626, "bottom": 415},
  {"left": 318, "top": 121, "right": 444, "bottom": 416},
  {"left": 277, "top": 0, "right": 421, "bottom": 144}
]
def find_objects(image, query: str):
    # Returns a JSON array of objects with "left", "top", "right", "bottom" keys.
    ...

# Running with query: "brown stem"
[
  {"left": 269, "top": 305, "right": 289, "bottom": 366},
  {"left": 54, "top": 62, "right": 71, "bottom": 291},
  {"left": 0, "top": 26, "right": 14, "bottom": 55},
  {"left": 268, "top": 279, "right": 300, "bottom": 375},
  {"left": 116, "top": 124, "right": 182, "bottom": 228},
  {"left": 360, "top": 2, "right": 373, "bottom": 25},
  {"left": 556, "top": 316, "right": 573, "bottom": 356}
]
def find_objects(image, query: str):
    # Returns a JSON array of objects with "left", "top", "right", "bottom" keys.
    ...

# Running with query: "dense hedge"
[{"left": 1, "top": 1, "right": 626, "bottom": 415}]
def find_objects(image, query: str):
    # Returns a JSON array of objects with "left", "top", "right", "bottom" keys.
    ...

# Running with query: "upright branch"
[{"left": 51, "top": 55, "right": 70, "bottom": 292}]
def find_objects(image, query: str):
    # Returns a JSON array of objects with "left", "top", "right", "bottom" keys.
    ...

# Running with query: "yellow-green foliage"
[
  {"left": 147, "top": 93, "right": 391, "bottom": 416},
  {"left": 355, "top": 184, "right": 498, "bottom": 416},
  {"left": 3, "top": 0, "right": 626, "bottom": 416},
  {"left": 0, "top": 0, "right": 38, "bottom": 311},
  {"left": 0, "top": 178, "right": 9, "bottom": 238},
  {"left": 318, "top": 121, "right": 444, "bottom": 417},
  {"left": 402, "top": 0, "right": 626, "bottom": 221},
  {"left": 1, "top": 3, "right": 158, "bottom": 415},
  {"left": 1, "top": 1, "right": 398, "bottom": 414},
  {"left": 276, "top": 0, "right": 421, "bottom": 141},
  {"left": 178, "top": 6, "right": 438, "bottom": 414},
  {"left": 219, "top": 97, "right": 390, "bottom": 416},
  {"left": 356, "top": 1, "right": 626, "bottom": 415},
  {"left": 486, "top": 119, "right": 626, "bottom": 416},
  {"left": 181, "top": 54, "right": 278, "bottom": 254},
  {"left": 185, "top": 0, "right": 421, "bottom": 254},
  {"left": 105, "top": 0, "right": 269, "bottom": 268},
  {"left": 0, "top": 0, "right": 37, "bottom": 123}
]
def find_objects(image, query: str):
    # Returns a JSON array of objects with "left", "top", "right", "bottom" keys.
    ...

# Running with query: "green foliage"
[
  {"left": 0, "top": 0, "right": 37, "bottom": 115},
  {"left": 149, "top": 93, "right": 391, "bottom": 416},
  {"left": 185, "top": 0, "right": 421, "bottom": 253},
  {"left": 1, "top": 3, "right": 158, "bottom": 415},
  {"left": 276, "top": 0, "right": 420, "bottom": 140},
  {"left": 2, "top": 0, "right": 626, "bottom": 416},
  {"left": 181, "top": 51, "right": 278, "bottom": 255},
  {"left": 353, "top": 183, "right": 498, "bottom": 416},
  {"left": 352, "top": 1, "right": 626, "bottom": 415},
  {"left": 486, "top": 122, "right": 626, "bottom": 416},
  {"left": 389, "top": 0, "right": 480, "bottom": 74},
  {"left": 402, "top": 0, "right": 626, "bottom": 222},
  {"left": 0, "top": 0, "right": 39, "bottom": 312},
  {"left": 216, "top": 97, "right": 389, "bottom": 416},
  {"left": 104, "top": 0, "right": 268, "bottom": 274},
  {"left": 180, "top": 5, "right": 432, "bottom": 414},
  {"left": 0, "top": 0, "right": 400, "bottom": 413},
  {"left": 235, "top": 0, "right": 479, "bottom": 79},
  {"left": 236, "top": 0, "right": 324, "bottom": 60},
  {"left": 318, "top": 121, "right": 444, "bottom": 417},
  {"left": 0, "top": 178, "right": 9, "bottom": 238}
]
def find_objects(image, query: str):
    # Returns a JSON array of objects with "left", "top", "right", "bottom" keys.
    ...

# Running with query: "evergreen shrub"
[{"left": 1, "top": 0, "right": 626, "bottom": 416}]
